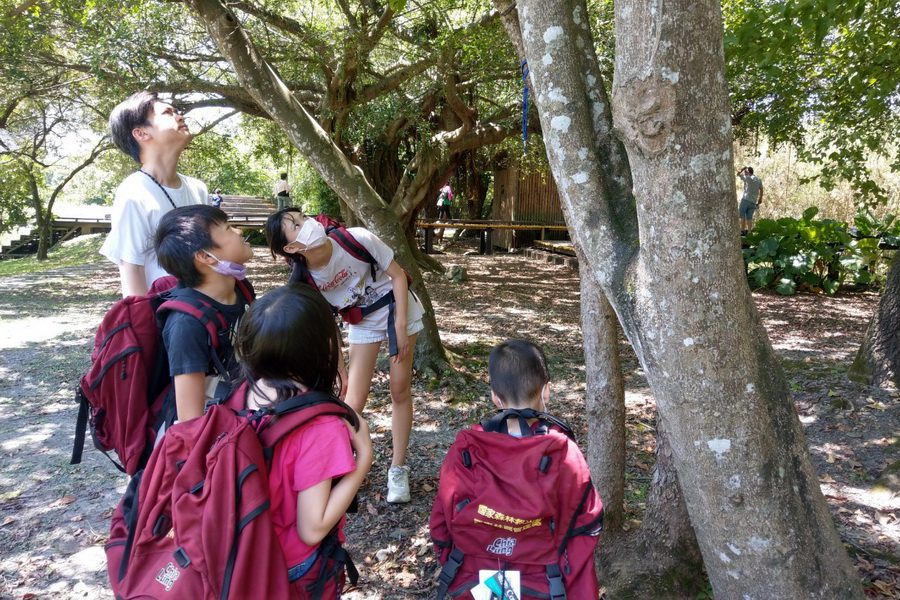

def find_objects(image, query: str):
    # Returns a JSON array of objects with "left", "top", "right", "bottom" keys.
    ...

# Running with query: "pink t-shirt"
[{"left": 267, "top": 415, "right": 356, "bottom": 567}]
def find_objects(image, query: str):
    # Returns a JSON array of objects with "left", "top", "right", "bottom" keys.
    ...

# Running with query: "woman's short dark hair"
[
  {"left": 236, "top": 284, "right": 343, "bottom": 402},
  {"left": 109, "top": 91, "right": 158, "bottom": 163},
  {"left": 265, "top": 208, "right": 304, "bottom": 261},
  {"left": 155, "top": 205, "right": 228, "bottom": 287},
  {"left": 488, "top": 339, "right": 550, "bottom": 406}
]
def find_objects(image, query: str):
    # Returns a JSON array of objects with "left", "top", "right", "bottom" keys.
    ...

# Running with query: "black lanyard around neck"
[{"left": 139, "top": 169, "right": 178, "bottom": 209}]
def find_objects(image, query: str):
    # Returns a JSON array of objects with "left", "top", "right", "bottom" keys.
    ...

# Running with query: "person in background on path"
[
  {"left": 100, "top": 91, "right": 209, "bottom": 297},
  {"left": 738, "top": 166, "right": 764, "bottom": 235},
  {"left": 435, "top": 182, "right": 453, "bottom": 243},
  {"left": 210, "top": 188, "right": 223, "bottom": 208},
  {"left": 274, "top": 172, "right": 291, "bottom": 210}
]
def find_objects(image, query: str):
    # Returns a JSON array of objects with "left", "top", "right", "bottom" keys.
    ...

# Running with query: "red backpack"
[
  {"left": 106, "top": 382, "right": 360, "bottom": 599},
  {"left": 70, "top": 276, "right": 255, "bottom": 475},
  {"left": 429, "top": 408, "right": 604, "bottom": 599}
]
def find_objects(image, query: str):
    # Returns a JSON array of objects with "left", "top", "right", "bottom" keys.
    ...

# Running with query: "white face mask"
[{"left": 294, "top": 218, "right": 327, "bottom": 250}]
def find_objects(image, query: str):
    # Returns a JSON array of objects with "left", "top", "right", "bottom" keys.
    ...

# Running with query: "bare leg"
[
  {"left": 388, "top": 333, "right": 417, "bottom": 467},
  {"left": 345, "top": 342, "right": 381, "bottom": 413}
]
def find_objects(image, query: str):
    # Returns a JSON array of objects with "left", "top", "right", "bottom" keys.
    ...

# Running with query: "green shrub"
[{"left": 743, "top": 207, "right": 898, "bottom": 295}]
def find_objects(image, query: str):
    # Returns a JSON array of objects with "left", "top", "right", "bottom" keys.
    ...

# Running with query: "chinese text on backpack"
[
  {"left": 106, "top": 382, "right": 360, "bottom": 599},
  {"left": 70, "top": 276, "right": 254, "bottom": 475},
  {"left": 429, "top": 408, "right": 604, "bottom": 599}
]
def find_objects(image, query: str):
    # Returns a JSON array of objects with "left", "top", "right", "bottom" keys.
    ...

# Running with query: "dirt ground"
[{"left": 0, "top": 240, "right": 897, "bottom": 599}]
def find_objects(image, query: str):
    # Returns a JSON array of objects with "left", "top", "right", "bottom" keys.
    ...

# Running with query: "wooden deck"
[{"left": 416, "top": 219, "right": 568, "bottom": 254}]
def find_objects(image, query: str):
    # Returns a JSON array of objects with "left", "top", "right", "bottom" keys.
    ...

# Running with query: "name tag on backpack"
[{"left": 472, "top": 570, "right": 520, "bottom": 600}]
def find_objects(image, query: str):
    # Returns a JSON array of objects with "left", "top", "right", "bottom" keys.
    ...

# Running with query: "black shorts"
[{"left": 437, "top": 205, "right": 452, "bottom": 220}]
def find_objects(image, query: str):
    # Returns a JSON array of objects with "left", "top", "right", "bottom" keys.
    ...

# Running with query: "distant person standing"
[
  {"left": 738, "top": 166, "right": 764, "bottom": 234},
  {"left": 100, "top": 91, "right": 208, "bottom": 298},
  {"left": 436, "top": 183, "right": 453, "bottom": 220},
  {"left": 274, "top": 172, "right": 291, "bottom": 210},
  {"left": 210, "top": 188, "right": 223, "bottom": 208},
  {"left": 435, "top": 182, "right": 453, "bottom": 243}
]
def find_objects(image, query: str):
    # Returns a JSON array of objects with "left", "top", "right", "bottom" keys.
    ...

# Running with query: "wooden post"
[
  {"left": 486, "top": 229, "right": 494, "bottom": 254},
  {"left": 425, "top": 227, "right": 434, "bottom": 254}
]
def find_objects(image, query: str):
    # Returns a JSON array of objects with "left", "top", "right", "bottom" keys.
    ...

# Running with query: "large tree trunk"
[
  {"left": 600, "top": 416, "right": 705, "bottom": 598},
  {"left": 517, "top": 0, "right": 863, "bottom": 597},
  {"left": 581, "top": 251, "right": 704, "bottom": 597},
  {"left": 185, "top": 0, "right": 449, "bottom": 372},
  {"left": 849, "top": 251, "right": 900, "bottom": 389},
  {"left": 579, "top": 266, "right": 625, "bottom": 532},
  {"left": 26, "top": 170, "right": 50, "bottom": 261}
]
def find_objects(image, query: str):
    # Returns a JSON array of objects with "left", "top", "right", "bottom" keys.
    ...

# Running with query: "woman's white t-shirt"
[
  {"left": 308, "top": 228, "right": 424, "bottom": 333},
  {"left": 100, "top": 172, "right": 208, "bottom": 288}
]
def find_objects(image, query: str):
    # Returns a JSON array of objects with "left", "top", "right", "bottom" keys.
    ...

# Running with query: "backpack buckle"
[
  {"left": 438, "top": 548, "right": 464, "bottom": 584},
  {"left": 546, "top": 563, "right": 567, "bottom": 600}
]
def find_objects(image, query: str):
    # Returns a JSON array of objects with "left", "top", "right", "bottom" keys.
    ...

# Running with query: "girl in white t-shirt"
[{"left": 266, "top": 209, "right": 424, "bottom": 504}]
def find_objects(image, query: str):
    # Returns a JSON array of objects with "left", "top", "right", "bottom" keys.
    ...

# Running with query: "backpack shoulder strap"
[
  {"left": 289, "top": 258, "right": 318, "bottom": 289},
  {"left": 537, "top": 411, "right": 576, "bottom": 440},
  {"left": 256, "top": 391, "right": 359, "bottom": 462},
  {"left": 157, "top": 294, "right": 228, "bottom": 352},
  {"left": 234, "top": 278, "right": 256, "bottom": 304},
  {"left": 481, "top": 409, "right": 575, "bottom": 440},
  {"left": 327, "top": 226, "right": 378, "bottom": 280},
  {"left": 481, "top": 408, "right": 541, "bottom": 437}
]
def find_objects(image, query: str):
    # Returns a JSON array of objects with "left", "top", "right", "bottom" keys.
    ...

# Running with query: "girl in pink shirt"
[{"left": 235, "top": 284, "right": 372, "bottom": 598}]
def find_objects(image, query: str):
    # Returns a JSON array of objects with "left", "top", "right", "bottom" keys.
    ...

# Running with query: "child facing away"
[
  {"left": 266, "top": 209, "right": 424, "bottom": 503},
  {"left": 154, "top": 205, "right": 255, "bottom": 422},
  {"left": 430, "top": 339, "right": 604, "bottom": 599},
  {"left": 236, "top": 284, "right": 372, "bottom": 597}
]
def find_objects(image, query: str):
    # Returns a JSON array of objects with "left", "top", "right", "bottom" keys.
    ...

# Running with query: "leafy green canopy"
[{"left": 724, "top": 0, "right": 900, "bottom": 204}]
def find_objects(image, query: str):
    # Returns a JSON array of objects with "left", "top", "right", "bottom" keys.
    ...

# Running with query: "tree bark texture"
[
  {"left": 184, "top": 0, "right": 448, "bottom": 371},
  {"left": 496, "top": 1, "right": 703, "bottom": 594},
  {"left": 579, "top": 264, "right": 626, "bottom": 532},
  {"left": 517, "top": 0, "right": 863, "bottom": 597},
  {"left": 849, "top": 251, "right": 900, "bottom": 389},
  {"left": 580, "top": 245, "right": 703, "bottom": 597},
  {"left": 600, "top": 416, "right": 705, "bottom": 599}
]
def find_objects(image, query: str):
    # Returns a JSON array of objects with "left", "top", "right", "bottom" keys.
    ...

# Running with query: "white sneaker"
[{"left": 387, "top": 465, "right": 411, "bottom": 503}]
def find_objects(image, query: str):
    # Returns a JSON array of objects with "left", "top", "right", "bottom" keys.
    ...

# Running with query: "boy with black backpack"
[{"left": 430, "top": 339, "right": 604, "bottom": 599}]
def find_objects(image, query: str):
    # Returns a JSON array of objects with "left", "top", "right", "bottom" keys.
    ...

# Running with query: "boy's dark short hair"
[
  {"left": 280, "top": 172, "right": 288, "bottom": 180},
  {"left": 155, "top": 205, "right": 228, "bottom": 287},
  {"left": 746, "top": 166, "right": 754, "bottom": 175},
  {"left": 109, "top": 91, "right": 158, "bottom": 163},
  {"left": 488, "top": 339, "right": 550, "bottom": 406}
]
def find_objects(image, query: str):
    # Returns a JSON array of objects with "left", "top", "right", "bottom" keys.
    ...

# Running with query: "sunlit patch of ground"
[{"left": 0, "top": 241, "right": 896, "bottom": 598}]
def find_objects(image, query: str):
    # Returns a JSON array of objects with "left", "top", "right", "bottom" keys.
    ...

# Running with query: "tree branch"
[{"left": 352, "top": 56, "right": 436, "bottom": 108}]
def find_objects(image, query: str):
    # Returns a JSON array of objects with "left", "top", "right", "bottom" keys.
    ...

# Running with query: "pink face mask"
[{"left": 206, "top": 252, "right": 247, "bottom": 280}]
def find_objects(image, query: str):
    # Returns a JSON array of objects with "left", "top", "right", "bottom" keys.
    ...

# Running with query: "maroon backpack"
[
  {"left": 70, "top": 276, "right": 255, "bottom": 475},
  {"left": 106, "top": 382, "right": 360, "bottom": 599},
  {"left": 429, "top": 409, "right": 604, "bottom": 599}
]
